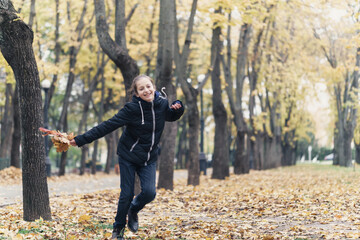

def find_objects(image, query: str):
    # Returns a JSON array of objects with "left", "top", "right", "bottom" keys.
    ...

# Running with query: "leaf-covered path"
[{"left": 1, "top": 164, "right": 360, "bottom": 239}]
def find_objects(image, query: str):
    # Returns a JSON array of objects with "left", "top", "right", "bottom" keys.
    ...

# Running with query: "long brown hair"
[{"left": 127, "top": 75, "right": 155, "bottom": 100}]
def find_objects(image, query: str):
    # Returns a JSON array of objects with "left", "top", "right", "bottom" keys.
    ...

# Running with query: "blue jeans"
[{"left": 113, "top": 158, "right": 157, "bottom": 229}]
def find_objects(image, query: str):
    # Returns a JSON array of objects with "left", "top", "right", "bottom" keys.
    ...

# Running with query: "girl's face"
[{"left": 135, "top": 77, "right": 155, "bottom": 102}]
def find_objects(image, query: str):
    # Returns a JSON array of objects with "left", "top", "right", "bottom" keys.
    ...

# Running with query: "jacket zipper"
[
  {"left": 138, "top": 101, "right": 145, "bottom": 125},
  {"left": 145, "top": 101, "right": 155, "bottom": 166},
  {"left": 130, "top": 138, "right": 139, "bottom": 152}
]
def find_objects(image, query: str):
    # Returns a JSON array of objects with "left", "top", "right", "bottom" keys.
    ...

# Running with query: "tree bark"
[
  {"left": 0, "top": 2, "right": 51, "bottom": 220},
  {"left": 10, "top": 84, "right": 21, "bottom": 168},
  {"left": 156, "top": 0, "right": 177, "bottom": 190},
  {"left": 211, "top": 8, "right": 229, "bottom": 180}
]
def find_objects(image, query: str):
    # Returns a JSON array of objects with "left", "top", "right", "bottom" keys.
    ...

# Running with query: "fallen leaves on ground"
[
  {"left": 0, "top": 167, "right": 22, "bottom": 185},
  {"left": 1, "top": 164, "right": 360, "bottom": 239}
]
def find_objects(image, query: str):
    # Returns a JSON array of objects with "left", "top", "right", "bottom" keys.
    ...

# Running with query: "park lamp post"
[
  {"left": 41, "top": 79, "right": 51, "bottom": 177},
  {"left": 308, "top": 145, "right": 312, "bottom": 162}
]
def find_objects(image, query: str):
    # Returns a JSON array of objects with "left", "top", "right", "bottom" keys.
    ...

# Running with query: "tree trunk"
[
  {"left": 10, "top": 84, "right": 21, "bottom": 168},
  {"left": 156, "top": 0, "right": 177, "bottom": 190},
  {"left": 157, "top": 87, "right": 177, "bottom": 190},
  {"left": 28, "top": 0, "right": 35, "bottom": 28},
  {"left": 234, "top": 130, "right": 248, "bottom": 174},
  {"left": 47, "top": 0, "right": 61, "bottom": 108},
  {"left": 105, "top": 131, "right": 116, "bottom": 173},
  {"left": 0, "top": 2, "right": 51, "bottom": 220},
  {"left": 176, "top": 116, "right": 187, "bottom": 169},
  {"left": 333, "top": 121, "right": 340, "bottom": 165},
  {"left": 211, "top": 8, "right": 229, "bottom": 180},
  {"left": 80, "top": 146, "right": 89, "bottom": 175},
  {"left": 343, "top": 129, "right": 353, "bottom": 167},
  {"left": 355, "top": 142, "right": 360, "bottom": 164},
  {"left": 91, "top": 71, "right": 106, "bottom": 175},
  {"left": 252, "top": 133, "right": 263, "bottom": 170},
  {"left": 58, "top": 1, "right": 89, "bottom": 175},
  {"left": 93, "top": 0, "right": 139, "bottom": 98},
  {"left": 173, "top": 0, "right": 200, "bottom": 185},
  {"left": 58, "top": 114, "right": 68, "bottom": 176},
  {"left": 0, "top": 83, "right": 13, "bottom": 158},
  {"left": 186, "top": 100, "right": 200, "bottom": 185},
  {"left": 223, "top": 21, "right": 252, "bottom": 175}
]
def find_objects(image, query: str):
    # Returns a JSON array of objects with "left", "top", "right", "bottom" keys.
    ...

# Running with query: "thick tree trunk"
[
  {"left": 234, "top": 130, "right": 248, "bottom": 174},
  {"left": 211, "top": 9, "right": 229, "bottom": 180},
  {"left": 10, "top": 84, "right": 21, "bottom": 168},
  {"left": 157, "top": 86, "right": 177, "bottom": 190},
  {"left": 232, "top": 23, "right": 252, "bottom": 175},
  {"left": 156, "top": 0, "right": 177, "bottom": 190},
  {"left": 252, "top": 133, "right": 263, "bottom": 170},
  {"left": 343, "top": 129, "right": 353, "bottom": 167},
  {"left": 186, "top": 100, "right": 200, "bottom": 185},
  {"left": 0, "top": 3, "right": 51, "bottom": 220},
  {"left": 263, "top": 136, "right": 282, "bottom": 169},
  {"left": 282, "top": 143, "right": 296, "bottom": 166}
]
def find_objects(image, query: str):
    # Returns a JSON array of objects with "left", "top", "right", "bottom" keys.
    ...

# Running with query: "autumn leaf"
[{"left": 39, "top": 127, "right": 75, "bottom": 152}]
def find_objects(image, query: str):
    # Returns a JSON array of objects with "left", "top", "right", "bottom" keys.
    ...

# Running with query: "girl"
[{"left": 70, "top": 75, "right": 184, "bottom": 239}]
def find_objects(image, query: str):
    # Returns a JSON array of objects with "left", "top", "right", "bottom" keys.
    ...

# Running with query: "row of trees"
[{"left": 1, "top": 0, "right": 360, "bottom": 220}]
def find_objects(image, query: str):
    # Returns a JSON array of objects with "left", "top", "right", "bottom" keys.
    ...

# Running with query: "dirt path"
[{"left": 0, "top": 169, "right": 189, "bottom": 207}]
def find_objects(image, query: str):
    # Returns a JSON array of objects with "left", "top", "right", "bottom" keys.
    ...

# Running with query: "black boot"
[
  {"left": 111, "top": 226, "right": 125, "bottom": 240},
  {"left": 127, "top": 208, "right": 139, "bottom": 233}
]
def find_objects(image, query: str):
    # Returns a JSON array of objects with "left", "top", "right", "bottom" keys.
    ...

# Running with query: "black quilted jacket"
[{"left": 74, "top": 91, "right": 184, "bottom": 166}]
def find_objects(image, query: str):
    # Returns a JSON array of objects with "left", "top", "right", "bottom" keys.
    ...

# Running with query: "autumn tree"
[
  {"left": 0, "top": 0, "right": 51, "bottom": 220},
  {"left": 313, "top": 1, "right": 360, "bottom": 167},
  {"left": 221, "top": 3, "right": 253, "bottom": 174},
  {"left": 155, "top": 0, "right": 177, "bottom": 190},
  {"left": 210, "top": 6, "right": 229, "bottom": 180},
  {"left": 93, "top": 0, "right": 139, "bottom": 95},
  {"left": 174, "top": 0, "right": 201, "bottom": 186}
]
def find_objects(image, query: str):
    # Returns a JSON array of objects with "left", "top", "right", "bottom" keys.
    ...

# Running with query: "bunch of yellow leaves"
[{"left": 39, "top": 127, "right": 75, "bottom": 152}]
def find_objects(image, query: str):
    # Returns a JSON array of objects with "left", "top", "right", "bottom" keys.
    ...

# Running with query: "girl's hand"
[
  {"left": 70, "top": 139, "right": 77, "bottom": 147},
  {"left": 170, "top": 102, "right": 181, "bottom": 110}
]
